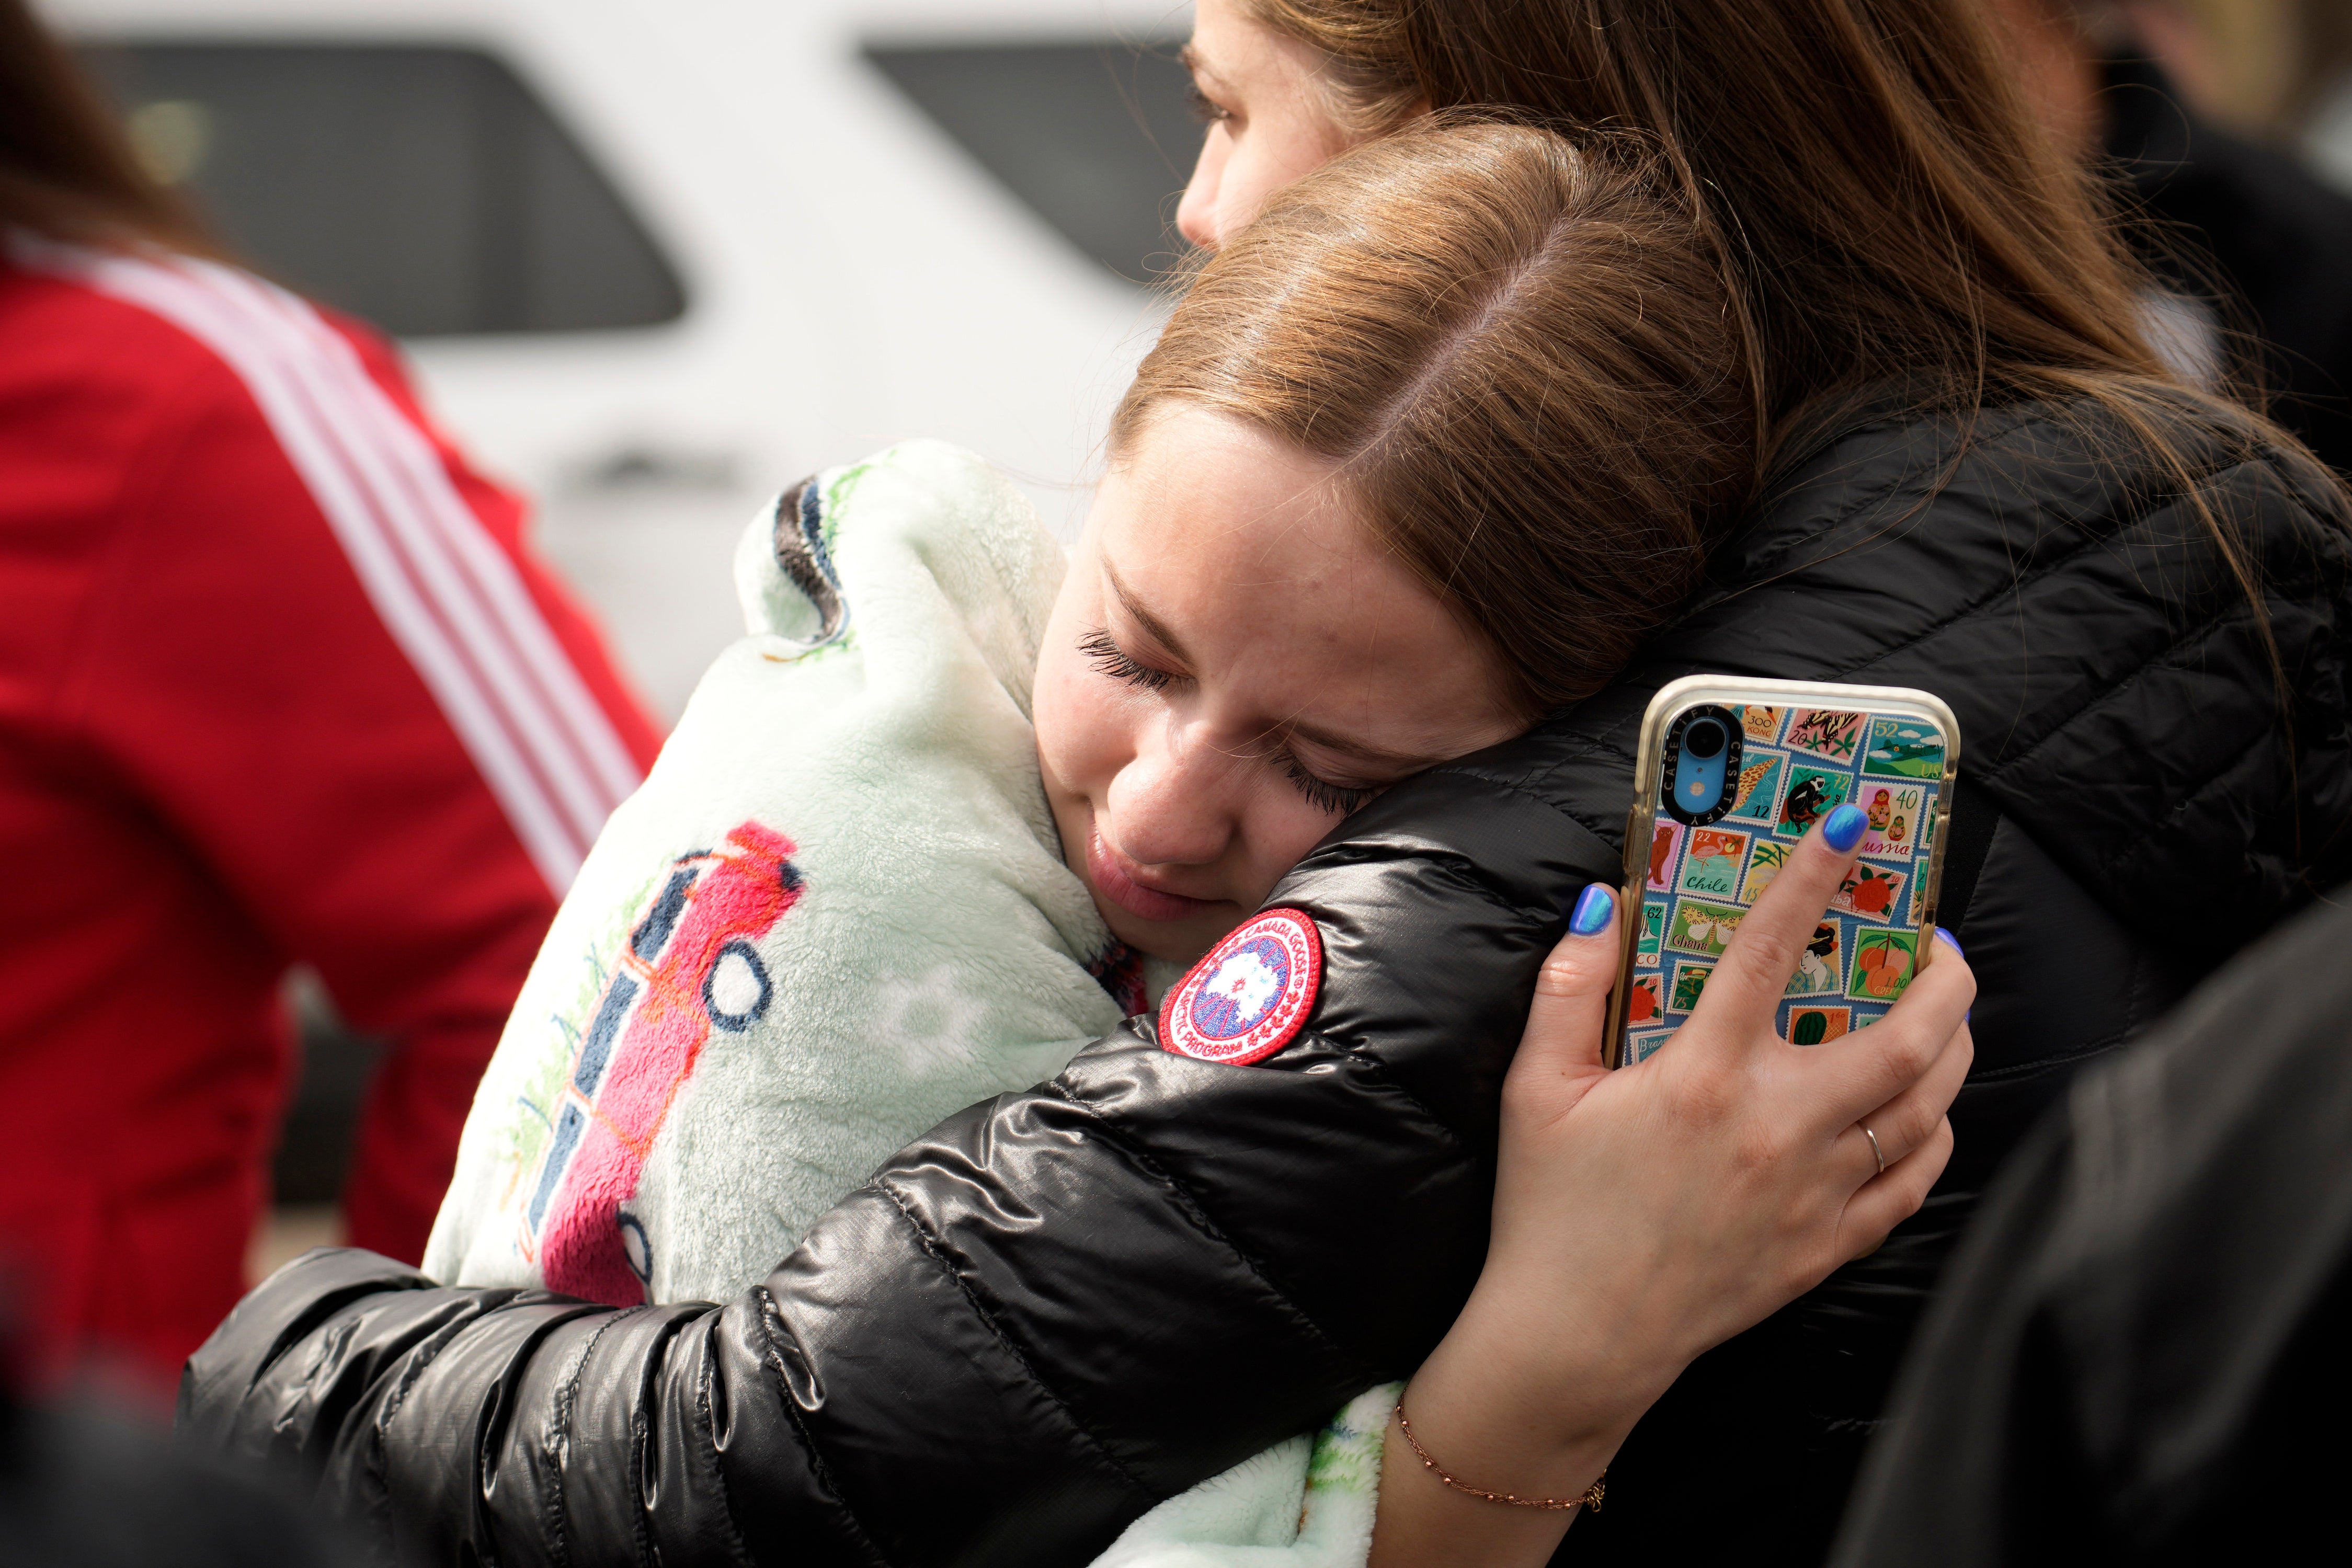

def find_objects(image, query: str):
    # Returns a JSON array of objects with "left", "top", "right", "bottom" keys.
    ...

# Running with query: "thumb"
[{"left": 1504, "top": 883, "right": 1623, "bottom": 1123}]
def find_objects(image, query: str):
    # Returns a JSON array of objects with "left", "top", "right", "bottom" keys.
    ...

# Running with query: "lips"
[{"left": 1086, "top": 830, "right": 1218, "bottom": 924}]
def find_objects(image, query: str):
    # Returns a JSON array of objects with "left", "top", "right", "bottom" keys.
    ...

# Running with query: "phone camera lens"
[{"left": 1683, "top": 718, "right": 1726, "bottom": 760}]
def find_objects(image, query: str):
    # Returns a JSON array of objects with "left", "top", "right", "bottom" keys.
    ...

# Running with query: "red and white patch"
[{"left": 1159, "top": 908, "right": 1322, "bottom": 1067}]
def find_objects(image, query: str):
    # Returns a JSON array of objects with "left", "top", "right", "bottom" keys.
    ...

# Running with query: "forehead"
[
  {"left": 1188, "top": 0, "right": 1336, "bottom": 94},
  {"left": 1186, "top": 0, "right": 1258, "bottom": 74},
  {"left": 1094, "top": 407, "right": 1514, "bottom": 761}
]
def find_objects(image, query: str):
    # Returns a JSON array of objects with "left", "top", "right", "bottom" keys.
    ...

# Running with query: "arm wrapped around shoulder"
[{"left": 180, "top": 742, "right": 1617, "bottom": 1568}]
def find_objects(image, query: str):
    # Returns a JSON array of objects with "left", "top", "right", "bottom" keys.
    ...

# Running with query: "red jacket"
[{"left": 0, "top": 237, "right": 662, "bottom": 1389}]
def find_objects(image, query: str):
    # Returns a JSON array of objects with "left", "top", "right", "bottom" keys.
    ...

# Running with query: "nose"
[
  {"left": 1175, "top": 126, "right": 1229, "bottom": 251},
  {"left": 1101, "top": 716, "right": 1244, "bottom": 868}
]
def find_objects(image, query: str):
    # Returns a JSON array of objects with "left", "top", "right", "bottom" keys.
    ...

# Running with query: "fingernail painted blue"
[
  {"left": 1570, "top": 883, "right": 1614, "bottom": 936},
  {"left": 1822, "top": 803, "right": 1868, "bottom": 852},
  {"left": 1934, "top": 926, "right": 1965, "bottom": 959}
]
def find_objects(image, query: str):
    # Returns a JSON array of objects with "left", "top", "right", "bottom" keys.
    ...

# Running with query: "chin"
[{"left": 1097, "top": 901, "right": 1226, "bottom": 969}]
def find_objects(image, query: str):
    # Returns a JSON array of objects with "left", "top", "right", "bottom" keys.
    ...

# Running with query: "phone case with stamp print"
[{"left": 1606, "top": 676, "right": 1960, "bottom": 1069}]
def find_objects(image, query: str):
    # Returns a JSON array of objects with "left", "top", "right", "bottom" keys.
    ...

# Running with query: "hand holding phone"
[
  {"left": 1385, "top": 803, "right": 1976, "bottom": 1566},
  {"left": 1608, "top": 677, "right": 1960, "bottom": 1068}
]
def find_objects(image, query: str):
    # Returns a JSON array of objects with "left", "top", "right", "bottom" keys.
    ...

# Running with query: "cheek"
[
  {"left": 1228, "top": 783, "right": 1353, "bottom": 903},
  {"left": 1032, "top": 650, "right": 1128, "bottom": 798},
  {"left": 1216, "top": 116, "right": 1353, "bottom": 241},
  {"left": 1212, "top": 145, "right": 1287, "bottom": 246}
]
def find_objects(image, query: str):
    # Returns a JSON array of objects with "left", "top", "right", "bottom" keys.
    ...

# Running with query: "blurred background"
[
  {"left": 29, "top": 0, "right": 2348, "bottom": 1277},
  {"left": 56, "top": 0, "right": 1208, "bottom": 723}
]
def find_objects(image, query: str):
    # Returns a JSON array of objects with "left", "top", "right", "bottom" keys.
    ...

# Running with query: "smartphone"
[{"left": 1605, "top": 676, "right": 1961, "bottom": 1069}]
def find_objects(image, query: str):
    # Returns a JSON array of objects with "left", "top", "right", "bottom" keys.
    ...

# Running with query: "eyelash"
[
  {"left": 1279, "top": 754, "right": 1377, "bottom": 818},
  {"left": 1079, "top": 627, "right": 1376, "bottom": 817},
  {"left": 1080, "top": 627, "right": 1175, "bottom": 693},
  {"left": 1189, "top": 86, "right": 1231, "bottom": 125}
]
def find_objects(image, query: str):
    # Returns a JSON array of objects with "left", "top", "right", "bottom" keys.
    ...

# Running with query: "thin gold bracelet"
[{"left": 1392, "top": 1405, "right": 1606, "bottom": 1513}]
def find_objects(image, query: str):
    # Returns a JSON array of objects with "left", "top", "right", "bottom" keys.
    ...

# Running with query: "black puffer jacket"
[{"left": 181, "top": 400, "right": 2350, "bottom": 1567}]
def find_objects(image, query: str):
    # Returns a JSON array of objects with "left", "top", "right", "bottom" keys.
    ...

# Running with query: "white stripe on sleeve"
[{"left": 17, "top": 236, "right": 644, "bottom": 891}]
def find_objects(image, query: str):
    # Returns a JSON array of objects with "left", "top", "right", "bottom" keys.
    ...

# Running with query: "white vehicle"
[{"left": 44, "top": 0, "right": 1203, "bottom": 718}]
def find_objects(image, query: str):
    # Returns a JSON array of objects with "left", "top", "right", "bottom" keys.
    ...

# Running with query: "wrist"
[{"left": 1400, "top": 1295, "right": 1650, "bottom": 1498}]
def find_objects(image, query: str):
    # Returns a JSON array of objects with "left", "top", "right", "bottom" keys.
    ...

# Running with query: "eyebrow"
[
  {"left": 1103, "top": 556, "right": 1195, "bottom": 669},
  {"left": 1179, "top": 43, "right": 1225, "bottom": 88}
]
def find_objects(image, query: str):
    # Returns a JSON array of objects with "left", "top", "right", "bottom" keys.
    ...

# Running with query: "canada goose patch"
[{"left": 1159, "top": 909, "right": 1321, "bottom": 1067}]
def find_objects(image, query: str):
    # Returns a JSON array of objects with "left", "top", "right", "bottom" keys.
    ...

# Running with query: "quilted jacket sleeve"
[{"left": 178, "top": 748, "right": 1618, "bottom": 1568}]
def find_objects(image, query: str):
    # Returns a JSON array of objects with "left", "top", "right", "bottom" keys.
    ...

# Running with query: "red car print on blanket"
[{"left": 518, "top": 821, "right": 804, "bottom": 1305}]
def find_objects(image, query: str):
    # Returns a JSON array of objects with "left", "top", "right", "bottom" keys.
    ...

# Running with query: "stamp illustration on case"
[
  {"left": 1628, "top": 972, "right": 1665, "bottom": 1026},
  {"left": 1636, "top": 903, "right": 1665, "bottom": 967},
  {"left": 1727, "top": 750, "right": 1788, "bottom": 822},
  {"left": 1646, "top": 819, "right": 1686, "bottom": 890},
  {"left": 1859, "top": 784, "right": 1925, "bottom": 860},
  {"left": 1741, "top": 840, "right": 1790, "bottom": 904},
  {"left": 1679, "top": 828, "right": 1750, "bottom": 899},
  {"left": 1832, "top": 862, "right": 1909, "bottom": 923},
  {"left": 1160, "top": 908, "right": 1322, "bottom": 1066},
  {"left": 1666, "top": 898, "right": 1744, "bottom": 956},
  {"left": 1787, "top": 1005, "right": 1852, "bottom": 1045},
  {"left": 1784, "top": 708, "right": 1868, "bottom": 763},
  {"left": 1847, "top": 929, "right": 1918, "bottom": 1001},
  {"left": 1741, "top": 705, "right": 1787, "bottom": 742},
  {"left": 1775, "top": 764, "right": 1854, "bottom": 839},
  {"left": 1785, "top": 921, "right": 1842, "bottom": 996},
  {"left": 1668, "top": 960, "right": 1715, "bottom": 1014},
  {"left": 1863, "top": 716, "right": 1946, "bottom": 779}
]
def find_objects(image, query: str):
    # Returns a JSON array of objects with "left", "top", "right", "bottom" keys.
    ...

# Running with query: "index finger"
[{"left": 1685, "top": 801, "right": 1871, "bottom": 1049}]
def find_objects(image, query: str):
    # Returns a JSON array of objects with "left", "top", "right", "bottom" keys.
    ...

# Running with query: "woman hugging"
[{"left": 181, "top": 1, "right": 2350, "bottom": 1566}]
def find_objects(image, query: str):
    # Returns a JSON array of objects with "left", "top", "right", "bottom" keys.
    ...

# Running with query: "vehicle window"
[
  {"left": 81, "top": 43, "right": 687, "bottom": 338},
  {"left": 864, "top": 40, "right": 1203, "bottom": 284}
]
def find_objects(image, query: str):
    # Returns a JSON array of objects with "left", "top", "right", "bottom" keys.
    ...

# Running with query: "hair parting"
[{"left": 1116, "top": 120, "right": 1757, "bottom": 717}]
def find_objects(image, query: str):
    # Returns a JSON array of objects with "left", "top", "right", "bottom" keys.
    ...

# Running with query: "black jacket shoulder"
[
  {"left": 181, "top": 399, "right": 2351, "bottom": 1568},
  {"left": 1548, "top": 395, "right": 2348, "bottom": 951}
]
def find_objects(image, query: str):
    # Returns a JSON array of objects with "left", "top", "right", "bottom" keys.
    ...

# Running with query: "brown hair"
[
  {"left": 0, "top": 0, "right": 216, "bottom": 255},
  {"left": 1113, "top": 121, "right": 1753, "bottom": 716},
  {"left": 1234, "top": 0, "right": 2351, "bottom": 703},
  {"left": 1239, "top": 0, "right": 2187, "bottom": 432}
]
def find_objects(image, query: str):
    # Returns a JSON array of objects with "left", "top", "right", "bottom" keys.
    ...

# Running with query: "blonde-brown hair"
[
  {"left": 1112, "top": 121, "right": 1752, "bottom": 716},
  {"left": 1234, "top": 0, "right": 2352, "bottom": 711},
  {"left": 1239, "top": 0, "right": 2186, "bottom": 431}
]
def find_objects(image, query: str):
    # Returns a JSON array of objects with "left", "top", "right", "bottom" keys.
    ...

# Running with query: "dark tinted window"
[
  {"left": 863, "top": 40, "right": 1204, "bottom": 284},
  {"left": 81, "top": 43, "right": 686, "bottom": 337}
]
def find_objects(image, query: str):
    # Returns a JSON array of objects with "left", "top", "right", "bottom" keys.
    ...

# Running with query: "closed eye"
[
  {"left": 1080, "top": 627, "right": 1179, "bottom": 694},
  {"left": 1276, "top": 748, "right": 1378, "bottom": 817},
  {"left": 1084, "top": 626, "right": 1377, "bottom": 816}
]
